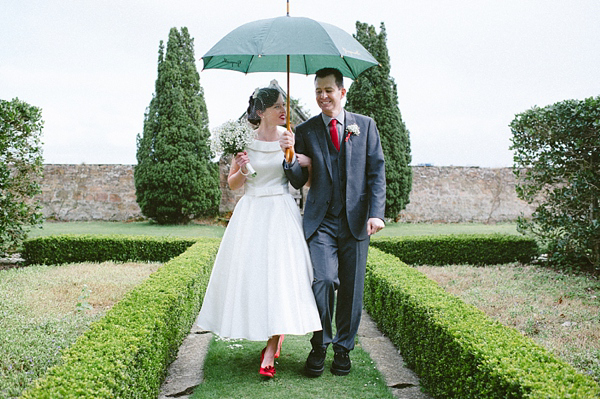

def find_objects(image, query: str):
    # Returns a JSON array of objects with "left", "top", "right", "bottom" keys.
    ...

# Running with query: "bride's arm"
[{"left": 228, "top": 152, "right": 250, "bottom": 190}]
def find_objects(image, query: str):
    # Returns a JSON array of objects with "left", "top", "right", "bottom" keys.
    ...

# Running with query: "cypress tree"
[
  {"left": 135, "top": 27, "right": 220, "bottom": 224},
  {"left": 346, "top": 22, "right": 412, "bottom": 220}
]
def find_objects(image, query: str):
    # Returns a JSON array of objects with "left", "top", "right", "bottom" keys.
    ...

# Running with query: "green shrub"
[
  {"left": 20, "top": 239, "right": 220, "bottom": 399},
  {"left": 22, "top": 234, "right": 199, "bottom": 265},
  {"left": 364, "top": 248, "right": 600, "bottom": 398},
  {"left": 0, "top": 98, "right": 44, "bottom": 256},
  {"left": 371, "top": 234, "right": 539, "bottom": 265},
  {"left": 510, "top": 95, "right": 600, "bottom": 273}
]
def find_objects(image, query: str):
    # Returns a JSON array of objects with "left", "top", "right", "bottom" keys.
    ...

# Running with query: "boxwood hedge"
[
  {"left": 371, "top": 234, "right": 539, "bottom": 265},
  {"left": 20, "top": 238, "right": 220, "bottom": 399},
  {"left": 22, "top": 234, "right": 198, "bottom": 265},
  {"left": 364, "top": 247, "right": 600, "bottom": 398}
]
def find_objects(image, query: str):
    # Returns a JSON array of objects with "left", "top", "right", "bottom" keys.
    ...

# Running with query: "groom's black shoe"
[
  {"left": 304, "top": 346, "right": 327, "bottom": 377},
  {"left": 330, "top": 347, "right": 351, "bottom": 376}
]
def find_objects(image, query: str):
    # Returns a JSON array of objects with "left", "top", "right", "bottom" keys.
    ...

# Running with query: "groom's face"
[{"left": 315, "top": 74, "right": 346, "bottom": 117}]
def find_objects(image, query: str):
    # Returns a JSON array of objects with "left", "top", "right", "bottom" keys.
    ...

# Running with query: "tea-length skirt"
[{"left": 196, "top": 188, "right": 321, "bottom": 340}]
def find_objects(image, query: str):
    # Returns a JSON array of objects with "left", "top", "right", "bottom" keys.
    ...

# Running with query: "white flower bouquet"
[{"left": 211, "top": 119, "right": 257, "bottom": 177}]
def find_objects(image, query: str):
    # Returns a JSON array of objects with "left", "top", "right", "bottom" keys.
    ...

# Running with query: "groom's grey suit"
[{"left": 284, "top": 109, "right": 386, "bottom": 352}]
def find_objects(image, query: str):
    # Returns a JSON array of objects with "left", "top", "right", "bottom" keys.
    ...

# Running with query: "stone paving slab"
[
  {"left": 158, "top": 325, "right": 211, "bottom": 399},
  {"left": 358, "top": 311, "right": 432, "bottom": 399},
  {"left": 158, "top": 310, "right": 432, "bottom": 399}
]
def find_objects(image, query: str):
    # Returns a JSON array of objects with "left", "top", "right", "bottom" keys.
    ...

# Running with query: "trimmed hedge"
[
  {"left": 22, "top": 234, "right": 199, "bottom": 265},
  {"left": 364, "top": 247, "right": 600, "bottom": 398},
  {"left": 371, "top": 234, "right": 539, "bottom": 265},
  {"left": 20, "top": 238, "right": 220, "bottom": 399}
]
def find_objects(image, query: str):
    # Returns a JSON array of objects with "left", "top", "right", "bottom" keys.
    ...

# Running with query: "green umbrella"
[
  {"left": 201, "top": 13, "right": 379, "bottom": 162},
  {"left": 201, "top": 16, "right": 378, "bottom": 79}
]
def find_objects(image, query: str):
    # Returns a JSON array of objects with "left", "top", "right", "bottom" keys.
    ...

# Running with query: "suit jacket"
[{"left": 284, "top": 110, "right": 386, "bottom": 241}]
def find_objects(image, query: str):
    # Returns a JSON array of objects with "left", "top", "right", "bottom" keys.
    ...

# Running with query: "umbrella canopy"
[
  {"left": 201, "top": 16, "right": 378, "bottom": 79},
  {"left": 202, "top": 15, "right": 378, "bottom": 162}
]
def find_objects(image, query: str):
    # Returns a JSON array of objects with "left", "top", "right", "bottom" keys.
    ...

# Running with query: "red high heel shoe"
[
  {"left": 259, "top": 365, "right": 276, "bottom": 378},
  {"left": 275, "top": 335, "right": 284, "bottom": 358},
  {"left": 259, "top": 348, "right": 276, "bottom": 378}
]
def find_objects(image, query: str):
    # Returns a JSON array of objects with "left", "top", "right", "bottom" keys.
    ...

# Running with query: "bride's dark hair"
[{"left": 247, "top": 87, "right": 281, "bottom": 125}]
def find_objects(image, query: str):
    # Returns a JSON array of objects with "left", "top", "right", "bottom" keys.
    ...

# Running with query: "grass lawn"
[
  {"left": 26, "top": 220, "right": 519, "bottom": 239},
  {"left": 191, "top": 335, "right": 394, "bottom": 399},
  {"left": 27, "top": 220, "right": 225, "bottom": 238},
  {"left": 379, "top": 221, "right": 519, "bottom": 236},
  {"left": 0, "top": 262, "right": 160, "bottom": 398},
  {"left": 418, "top": 263, "right": 600, "bottom": 384}
]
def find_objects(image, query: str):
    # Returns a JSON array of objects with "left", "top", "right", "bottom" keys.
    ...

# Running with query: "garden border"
[
  {"left": 364, "top": 245, "right": 600, "bottom": 398},
  {"left": 17, "top": 233, "right": 600, "bottom": 398},
  {"left": 20, "top": 237, "right": 220, "bottom": 398}
]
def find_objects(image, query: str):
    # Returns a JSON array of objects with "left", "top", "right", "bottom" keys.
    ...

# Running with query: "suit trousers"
[{"left": 307, "top": 210, "right": 370, "bottom": 352}]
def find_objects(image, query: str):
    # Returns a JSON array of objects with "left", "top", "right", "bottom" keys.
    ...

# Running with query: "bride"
[{"left": 196, "top": 86, "right": 321, "bottom": 378}]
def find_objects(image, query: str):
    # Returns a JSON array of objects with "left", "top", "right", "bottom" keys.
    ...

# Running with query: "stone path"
[
  {"left": 158, "top": 325, "right": 211, "bottom": 399},
  {"left": 357, "top": 312, "right": 432, "bottom": 399},
  {"left": 158, "top": 310, "right": 432, "bottom": 399}
]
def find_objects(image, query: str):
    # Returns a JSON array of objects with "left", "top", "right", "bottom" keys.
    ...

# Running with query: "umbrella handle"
[
  {"left": 284, "top": 54, "right": 296, "bottom": 163},
  {"left": 285, "top": 55, "right": 294, "bottom": 164},
  {"left": 285, "top": 147, "right": 294, "bottom": 163}
]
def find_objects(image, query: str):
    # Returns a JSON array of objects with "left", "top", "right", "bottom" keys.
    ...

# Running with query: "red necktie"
[{"left": 329, "top": 119, "right": 340, "bottom": 151}]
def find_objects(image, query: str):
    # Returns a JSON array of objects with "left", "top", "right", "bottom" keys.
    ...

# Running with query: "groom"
[{"left": 281, "top": 68, "right": 386, "bottom": 376}]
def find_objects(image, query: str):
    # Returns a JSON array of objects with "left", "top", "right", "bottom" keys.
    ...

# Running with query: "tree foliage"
[
  {"left": 135, "top": 27, "right": 220, "bottom": 224},
  {"left": 0, "top": 98, "right": 44, "bottom": 255},
  {"left": 510, "top": 95, "right": 600, "bottom": 273},
  {"left": 346, "top": 22, "right": 412, "bottom": 220}
]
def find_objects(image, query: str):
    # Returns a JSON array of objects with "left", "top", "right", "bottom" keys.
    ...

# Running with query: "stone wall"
[
  {"left": 38, "top": 164, "right": 536, "bottom": 223},
  {"left": 397, "top": 166, "right": 535, "bottom": 223},
  {"left": 39, "top": 164, "right": 141, "bottom": 221}
]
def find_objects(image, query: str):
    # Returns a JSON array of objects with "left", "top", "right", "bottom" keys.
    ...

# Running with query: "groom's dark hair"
[{"left": 315, "top": 68, "right": 344, "bottom": 89}]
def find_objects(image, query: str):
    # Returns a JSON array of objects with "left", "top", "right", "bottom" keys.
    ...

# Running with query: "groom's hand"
[
  {"left": 296, "top": 154, "right": 312, "bottom": 168},
  {"left": 279, "top": 130, "right": 295, "bottom": 155},
  {"left": 367, "top": 218, "right": 385, "bottom": 235}
]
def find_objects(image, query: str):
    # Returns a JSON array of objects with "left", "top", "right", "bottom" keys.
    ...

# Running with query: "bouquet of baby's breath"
[{"left": 211, "top": 119, "right": 257, "bottom": 177}]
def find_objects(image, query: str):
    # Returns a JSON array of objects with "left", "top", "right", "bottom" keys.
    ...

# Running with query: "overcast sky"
[{"left": 2, "top": 0, "right": 599, "bottom": 167}]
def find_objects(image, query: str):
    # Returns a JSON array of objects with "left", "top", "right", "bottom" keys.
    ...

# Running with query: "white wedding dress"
[{"left": 196, "top": 139, "right": 321, "bottom": 340}]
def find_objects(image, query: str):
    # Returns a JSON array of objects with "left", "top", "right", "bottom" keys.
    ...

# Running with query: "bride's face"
[{"left": 261, "top": 94, "right": 286, "bottom": 126}]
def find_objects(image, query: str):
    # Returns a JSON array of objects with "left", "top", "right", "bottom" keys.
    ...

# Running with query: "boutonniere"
[{"left": 344, "top": 123, "right": 360, "bottom": 142}]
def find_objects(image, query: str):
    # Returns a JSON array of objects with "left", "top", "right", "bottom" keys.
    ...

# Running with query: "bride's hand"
[
  {"left": 296, "top": 153, "right": 311, "bottom": 168},
  {"left": 234, "top": 151, "right": 249, "bottom": 169},
  {"left": 279, "top": 130, "right": 294, "bottom": 153}
]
